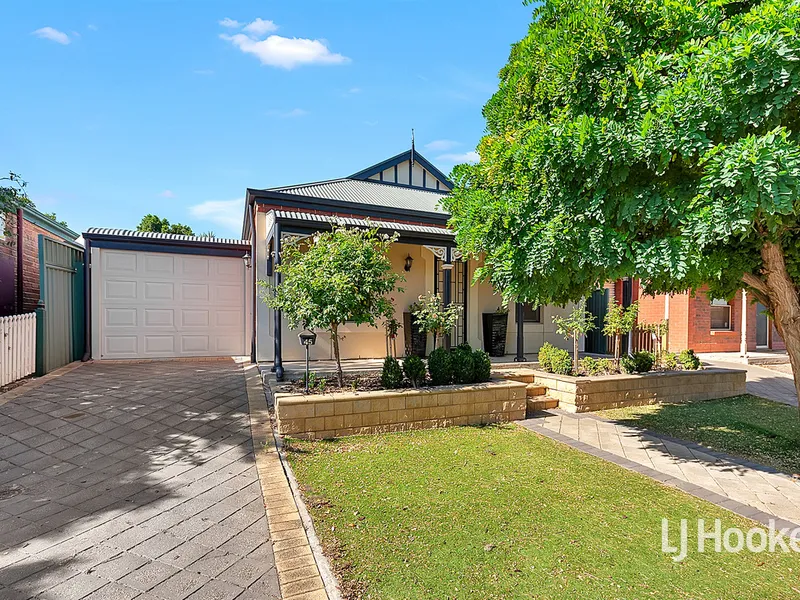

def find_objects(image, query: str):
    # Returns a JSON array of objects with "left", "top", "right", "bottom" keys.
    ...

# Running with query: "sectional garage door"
[{"left": 94, "top": 248, "right": 247, "bottom": 359}]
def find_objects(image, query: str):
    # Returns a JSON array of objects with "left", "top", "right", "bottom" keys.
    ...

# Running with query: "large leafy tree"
[
  {"left": 444, "top": 0, "right": 800, "bottom": 409},
  {"left": 1, "top": 172, "right": 34, "bottom": 235},
  {"left": 262, "top": 225, "right": 403, "bottom": 386},
  {"left": 136, "top": 214, "right": 194, "bottom": 236}
]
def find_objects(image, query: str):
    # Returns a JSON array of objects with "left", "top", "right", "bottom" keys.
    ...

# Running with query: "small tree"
[
  {"left": 552, "top": 306, "right": 595, "bottom": 369},
  {"left": 411, "top": 293, "right": 463, "bottom": 350},
  {"left": 262, "top": 225, "right": 403, "bottom": 386},
  {"left": 137, "top": 214, "right": 194, "bottom": 236},
  {"left": 1, "top": 172, "right": 34, "bottom": 236},
  {"left": 603, "top": 302, "right": 639, "bottom": 368}
]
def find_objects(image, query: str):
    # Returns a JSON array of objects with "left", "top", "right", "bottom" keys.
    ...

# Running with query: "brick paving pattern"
[
  {"left": 0, "top": 360, "right": 280, "bottom": 600},
  {"left": 704, "top": 359, "right": 798, "bottom": 406},
  {"left": 522, "top": 410, "right": 800, "bottom": 528}
]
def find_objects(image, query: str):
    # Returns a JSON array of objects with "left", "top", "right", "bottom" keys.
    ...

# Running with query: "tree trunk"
[
  {"left": 755, "top": 242, "right": 800, "bottom": 416},
  {"left": 331, "top": 323, "right": 344, "bottom": 387},
  {"left": 573, "top": 333, "right": 579, "bottom": 373},
  {"left": 614, "top": 333, "right": 622, "bottom": 367}
]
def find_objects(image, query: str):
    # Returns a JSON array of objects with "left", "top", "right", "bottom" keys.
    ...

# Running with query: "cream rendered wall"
[
  {"left": 277, "top": 243, "right": 432, "bottom": 362},
  {"left": 255, "top": 210, "right": 275, "bottom": 363}
]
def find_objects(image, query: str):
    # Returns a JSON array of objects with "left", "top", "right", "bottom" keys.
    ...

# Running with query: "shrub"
[
  {"left": 621, "top": 351, "right": 655, "bottom": 374},
  {"left": 679, "top": 349, "right": 701, "bottom": 370},
  {"left": 538, "top": 342, "right": 556, "bottom": 372},
  {"left": 381, "top": 356, "right": 403, "bottom": 389},
  {"left": 452, "top": 344, "right": 476, "bottom": 384},
  {"left": 661, "top": 351, "right": 679, "bottom": 371},
  {"left": 428, "top": 347, "right": 453, "bottom": 386},
  {"left": 579, "top": 356, "right": 614, "bottom": 376},
  {"left": 472, "top": 349, "right": 492, "bottom": 383},
  {"left": 403, "top": 355, "right": 426, "bottom": 388},
  {"left": 549, "top": 347, "right": 573, "bottom": 375}
]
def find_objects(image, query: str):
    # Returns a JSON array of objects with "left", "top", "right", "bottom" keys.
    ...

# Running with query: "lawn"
[
  {"left": 598, "top": 395, "right": 800, "bottom": 474},
  {"left": 286, "top": 425, "right": 799, "bottom": 599}
]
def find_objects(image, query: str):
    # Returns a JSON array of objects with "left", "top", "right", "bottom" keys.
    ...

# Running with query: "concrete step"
[
  {"left": 527, "top": 395, "right": 558, "bottom": 413},
  {"left": 526, "top": 383, "right": 547, "bottom": 398}
]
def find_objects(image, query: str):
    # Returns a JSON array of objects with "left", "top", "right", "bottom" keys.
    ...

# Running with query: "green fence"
[{"left": 36, "top": 235, "right": 85, "bottom": 375}]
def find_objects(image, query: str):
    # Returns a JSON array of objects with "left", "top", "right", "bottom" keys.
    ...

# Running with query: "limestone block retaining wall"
[
  {"left": 271, "top": 379, "right": 528, "bottom": 440},
  {"left": 531, "top": 367, "right": 746, "bottom": 413}
]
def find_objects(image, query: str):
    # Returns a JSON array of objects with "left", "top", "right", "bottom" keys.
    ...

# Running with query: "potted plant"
[
  {"left": 411, "top": 293, "right": 463, "bottom": 351},
  {"left": 482, "top": 305, "right": 509, "bottom": 356},
  {"left": 403, "top": 301, "right": 427, "bottom": 357}
]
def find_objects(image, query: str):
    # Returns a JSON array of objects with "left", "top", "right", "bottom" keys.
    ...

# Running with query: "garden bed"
[
  {"left": 270, "top": 377, "right": 527, "bottom": 439},
  {"left": 505, "top": 366, "right": 747, "bottom": 412}
]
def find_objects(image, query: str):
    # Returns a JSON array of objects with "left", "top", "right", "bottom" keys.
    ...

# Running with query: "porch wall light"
[
  {"left": 242, "top": 252, "right": 252, "bottom": 269},
  {"left": 404, "top": 254, "right": 413, "bottom": 272}
]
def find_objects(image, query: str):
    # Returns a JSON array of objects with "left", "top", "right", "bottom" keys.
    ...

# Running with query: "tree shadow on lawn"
[{"left": 0, "top": 360, "right": 264, "bottom": 599}]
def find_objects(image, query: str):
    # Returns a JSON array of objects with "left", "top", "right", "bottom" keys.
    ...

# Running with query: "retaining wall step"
[
  {"left": 526, "top": 383, "right": 548, "bottom": 397},
  {"left": 527, "top": 396, "right": 559, "bottom": 412}
]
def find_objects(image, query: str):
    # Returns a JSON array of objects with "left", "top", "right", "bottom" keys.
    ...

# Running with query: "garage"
[{"left": 83, "top": 229, "right": 252, "bottom": 360}]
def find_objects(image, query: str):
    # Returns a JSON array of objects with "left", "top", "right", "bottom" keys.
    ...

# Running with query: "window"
[
  {"left": 517, "top": 304, "right": 541, "bottom": 323},
  {"left": 710, "top": 299, "right": 732, "bottom": 331}
]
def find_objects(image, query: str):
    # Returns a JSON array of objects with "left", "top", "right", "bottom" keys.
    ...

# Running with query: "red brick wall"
[{"left": 1, "top": 212, "right": 70, "bottom": 315}]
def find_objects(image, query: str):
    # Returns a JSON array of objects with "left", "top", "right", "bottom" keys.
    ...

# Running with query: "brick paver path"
[
  {"left": 0, "top": 360, "right": 280, "bottom": 600},
  {"left": 522, "top": 410, "right": 800, "bottom": 528},
  {"left": 704, "top": 359, "right": 798, "bottom": 406}
]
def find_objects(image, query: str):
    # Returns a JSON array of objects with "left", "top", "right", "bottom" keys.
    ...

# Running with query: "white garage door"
[{"left": 95, "top": 249, "right": 247, "bottom": 359}]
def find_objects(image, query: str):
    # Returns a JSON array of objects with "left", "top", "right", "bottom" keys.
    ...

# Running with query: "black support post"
[
  {"left": 273, "top": 224, "right": 284, "bottom": 380},
  {"left": 443, "top": 247, "right": 452, "bottom": 350},
  {"left": 515, "top": 302, "right": 526, "bottom": 362}
]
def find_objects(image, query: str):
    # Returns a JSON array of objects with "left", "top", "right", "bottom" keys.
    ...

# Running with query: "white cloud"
[
  {"left": 348, "top": 87, "right": 361, "bottom": 94},
  {"left": 266, "top": 108, "right": 308, "bottom": 118},
  {"left": 243, "top": 18, "right": 278, "bottom": 36},
  {"left": 219, "top": 17, "right": 241, "bottom": 28},
  {"left": 189, "top": 199, "right": 243, "bottom": 232},
  {"left": 436, "top": 151, "right": 480, "bottom": 163},
  {"left": 87, "top": 24, "right": 98, "bottom": 31},
  {"left": 425, "top": 139, "right": 459, "bottom": 152},
  {"left": 159, "top": 190, "right": 176, "bottom": 198},
  {"left": 221, "top": 33, "right": 349, "bottom": 69},
  {"left": 32, "top": 27, "right": 70, "bottom": 45}
]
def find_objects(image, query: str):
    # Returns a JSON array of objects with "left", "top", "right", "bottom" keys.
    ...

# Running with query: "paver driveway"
[{"left": 0, "top": 360, "right": 280, "bottom": 600}]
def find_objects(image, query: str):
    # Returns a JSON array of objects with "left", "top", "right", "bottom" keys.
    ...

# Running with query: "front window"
[
  {"left": 517, "top": 304, "right": 541, "bottom": 323},
  {"left": 710, "top": 299, "right": 732, "bottom": 331}
]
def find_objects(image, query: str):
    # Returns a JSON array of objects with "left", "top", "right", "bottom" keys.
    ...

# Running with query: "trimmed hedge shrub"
[
  {"left": 579, "top": 356, "right": 614, "bottom": 376},
  {"left": 403, "top": 355, "right": 426, "bottom": 388},
  {"left": 621, "top": 351, "right": 655, "bottom": 374},
  {"left": 549, "top": 347, "right": 573, "bottom": 375},
  {"left": 679, "top": 349, "right": 701, "bottom": 370},
  {"left": 472, "top": 349, "right": 492, "bottom": 383},
  {"left": 452, "top": 344, "right": 476, "bottom": 384},
  {"left": 428, "top": 347, "right": 453, "bottom": 386},
  {"left": 538, "top": 342, "right": 556, "bottom": 372},
  {"left": 381, "top": 356, "right": 403, "bottom": 389}
]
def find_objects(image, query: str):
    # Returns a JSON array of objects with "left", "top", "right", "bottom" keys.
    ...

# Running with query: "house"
[
  {"left": 78, "top": 149, "right": 575, "bottom": 366},
  {"left": 243, "top": 148, "right": 575, "bottom": 375},
  {"left": 636, "top": 284, "right": 784, "bottom": 354},
  {"left": 0, "top": 206, "right": 80, "bottom": 316}
]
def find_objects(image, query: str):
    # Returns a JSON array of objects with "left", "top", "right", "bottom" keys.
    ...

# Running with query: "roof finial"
[{"left": 411, "top": 128, "right": 415, "bottom": 166}]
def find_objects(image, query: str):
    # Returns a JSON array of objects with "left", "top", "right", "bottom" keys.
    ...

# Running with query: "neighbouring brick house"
[
  {"left": 634, "top": 282, "right": 784, "bottom": 353},
  {"left": 0, "top": 206, "right": 80, "bottom": 316}
]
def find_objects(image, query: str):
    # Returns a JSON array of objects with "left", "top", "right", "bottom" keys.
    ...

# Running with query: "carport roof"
[{"left": 83, "top": 228, "right": 248, "bottom": 246}]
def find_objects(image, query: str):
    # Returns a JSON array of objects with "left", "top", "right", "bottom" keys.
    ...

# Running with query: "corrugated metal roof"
[
  {"left": 274, "top": 211, "right": 454, "bottom": 237},
  {"left": 83, "top": 228, "right": 249, "bottom": 245},
  {"left": 265, "top": 178, "right": 449, "bottom": 215}
]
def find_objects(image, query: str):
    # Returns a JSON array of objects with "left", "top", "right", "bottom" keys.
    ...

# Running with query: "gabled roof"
[
  {"left": 349, "top": 149, "right": 454, "bottom": 189},
  {"left": 264, "top": 178, "right": 448, "bottom": 215}
]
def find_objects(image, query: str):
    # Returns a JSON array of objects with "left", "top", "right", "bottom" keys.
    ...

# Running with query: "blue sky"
[{"left": 1, "top": 1, "right": 533, "bottom": 238}]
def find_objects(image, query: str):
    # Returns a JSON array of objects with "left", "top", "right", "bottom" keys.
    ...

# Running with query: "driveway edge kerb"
[
  {"left": 243, "top": 363, "right": 336, "bottom": 600},
  {"left": 0, "top": 360, "right": 86, "bottom": 407}
]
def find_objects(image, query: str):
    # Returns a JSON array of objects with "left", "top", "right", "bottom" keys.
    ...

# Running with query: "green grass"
[
  {"left": 286, "top": 425, "right": 800, "bottom": 599},
  {"left": 597, "top": 395, "right": 800, "bottom": 474}
]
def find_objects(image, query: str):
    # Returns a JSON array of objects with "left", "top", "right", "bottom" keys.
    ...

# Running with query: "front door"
[
  {"left": 585, "top": 288, "right": 609, "bottom": 354},
  {"left": 756, "top": 302, "right": 769, "bottom": 347}
]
